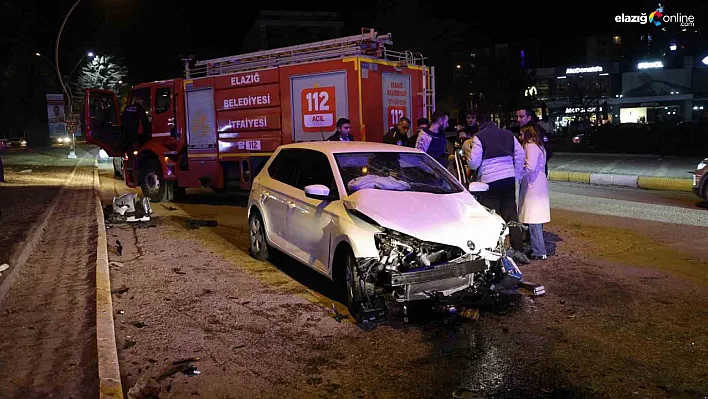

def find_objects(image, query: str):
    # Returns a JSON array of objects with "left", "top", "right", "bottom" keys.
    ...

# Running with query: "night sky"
[{"left": 17, "top": 0, "right": 708, "bottom": 85}]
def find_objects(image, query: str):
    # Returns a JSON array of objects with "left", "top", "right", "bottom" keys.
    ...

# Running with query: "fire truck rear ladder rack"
[{"left": 185, "top": 28, "right": 428, "bottom": 78}]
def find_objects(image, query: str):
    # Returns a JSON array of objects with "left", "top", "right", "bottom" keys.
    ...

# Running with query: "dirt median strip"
[
  {"left": 0, "top": 157, "right": 82, "bottom": 307},
  {"left": 93, "top": 166, "right": 125, "bottom": 398}
]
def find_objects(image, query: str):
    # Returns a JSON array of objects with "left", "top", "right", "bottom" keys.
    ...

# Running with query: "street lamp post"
[{"left": 55, "top": 0, "right": 84, "bottom": 159}]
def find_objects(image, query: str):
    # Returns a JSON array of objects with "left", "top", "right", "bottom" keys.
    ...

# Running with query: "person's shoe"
[
  {"left": 529, "top": 254, "right": 548, "bottom": 260},
  {"left": 509, "top": 250, "right": 531, "bottom": 265}
]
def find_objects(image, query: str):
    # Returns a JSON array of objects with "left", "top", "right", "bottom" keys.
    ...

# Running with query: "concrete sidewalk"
[{"left": 548, "top": 152, "right": 703, "bottom": 192}]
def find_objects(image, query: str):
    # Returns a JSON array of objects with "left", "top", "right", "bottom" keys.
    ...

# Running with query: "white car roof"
[{"left": 278, "top": 141, "right": 423, "bottom": 154}]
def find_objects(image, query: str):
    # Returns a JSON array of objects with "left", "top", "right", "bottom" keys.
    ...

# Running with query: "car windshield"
[{"left": 335, "top": 152, "right": 463, "bottom": 195}]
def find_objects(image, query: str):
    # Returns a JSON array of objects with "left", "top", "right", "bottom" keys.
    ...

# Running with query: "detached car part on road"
[{"left": 247, "top": 142, "right": 540, "bottom": 321}]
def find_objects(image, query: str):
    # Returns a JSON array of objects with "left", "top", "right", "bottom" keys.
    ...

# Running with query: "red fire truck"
[{"left": 85, "top": 29, "right": 436, "bottom": 202}]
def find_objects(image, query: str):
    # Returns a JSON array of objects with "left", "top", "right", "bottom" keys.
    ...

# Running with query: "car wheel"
[
  {"left": 342, "top": 249, "right": 363, "bottom": 319},
  {"left": 248, "top": 212, "right": 270, "bottom": 261},
  {"left": 140, "top": 159, "right": 166, "bottom": 203}
]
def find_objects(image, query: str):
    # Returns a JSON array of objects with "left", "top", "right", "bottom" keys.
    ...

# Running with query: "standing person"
[
  {"left": 518, "top": 124, "right": 550, "bottom": 260},
  {"left": 326, "top": 118, "right": 355, "bottom": 141},
  {"left": 383, "top": 117, "right": 411, "bottom": 146},
  {"left": 415, "top": 110, "right": 449, "bottom": 166},
  {"left": 407, "top": 117, "right": 429, "bottom": 148},
  {"left": 121, "top": 94, "right": 152, "bottom": 149},
  {"left": 455, "top": 109, "right": 479, "bottom": 143},
  {"left": 465, "top": 105, "right": 529, "bottom": 264},
  {"left": 516, "top": 107, "right": 552, "bottom": 175}
]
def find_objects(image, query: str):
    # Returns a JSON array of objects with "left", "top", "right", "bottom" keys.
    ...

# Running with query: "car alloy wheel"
[{"left": 249, "top": 214, "right": 270, "bottom": 261}]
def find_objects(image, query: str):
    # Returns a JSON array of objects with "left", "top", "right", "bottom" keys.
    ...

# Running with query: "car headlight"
[{"left": 698, "top": 158, "right": 708, "bottom": 170}]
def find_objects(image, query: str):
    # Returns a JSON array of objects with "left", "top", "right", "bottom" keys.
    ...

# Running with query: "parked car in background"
[
  {"left": 53, "top": 136, "right": 72, "bottom": 146},
  {"left": 0, "top": 138, "right": 9, "bottom": 150},
  {"left": 9, "top": 137, "right": 27, "bottom": 148},
  {"left": 693, "top": 157, "right": 708, "bottom": 201}
]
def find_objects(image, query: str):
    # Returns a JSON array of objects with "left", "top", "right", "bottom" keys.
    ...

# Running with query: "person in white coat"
[{"left": 518, "top": 124, "right": 551, "bottom": 260}]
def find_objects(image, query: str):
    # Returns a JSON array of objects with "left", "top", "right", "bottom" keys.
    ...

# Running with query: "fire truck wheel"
[
  {"left": 140, "top": 159, "right": 166, "bottom": 203},
  {"left": 248, "top": 212, "right": 270, "bottom": 261}
]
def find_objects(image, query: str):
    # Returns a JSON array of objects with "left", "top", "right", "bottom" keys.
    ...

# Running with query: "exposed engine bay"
[{"left": 349, "top": 224, "right": 543, "bottom": 321}]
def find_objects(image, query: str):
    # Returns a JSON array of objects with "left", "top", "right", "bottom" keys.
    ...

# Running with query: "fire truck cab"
[{"left": 84, "top": 29, "right": 435, "bottom": 202}]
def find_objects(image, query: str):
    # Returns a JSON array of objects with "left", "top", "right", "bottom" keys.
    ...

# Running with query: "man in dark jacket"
[
  {"left": 383, "top": 117, "right": 411, "bottom": 146},
  {"left": 326, "top": 118, "right": 354, "bottom": 141},
  {"left": 121, "top": 95, "right": 152, "bottom": 149},
  {"left": 455, "top": 109, "right": 479, "bottom": 143},
  {"left": 407, "top": 117, "right": 429, "bottom": 148},
  {"left": 466, "top": 106, "right": 529, "bottom": 264},
  {"left": 516, "top": 107, "right": 552, "bottom": 175},
  {"left": 415, "top": 111, "right": 448, "bottom": 166}
]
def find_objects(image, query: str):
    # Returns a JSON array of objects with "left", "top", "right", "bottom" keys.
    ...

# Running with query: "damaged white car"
[{"left": 247, "top": 142, "right": 539, "bottom": 321}]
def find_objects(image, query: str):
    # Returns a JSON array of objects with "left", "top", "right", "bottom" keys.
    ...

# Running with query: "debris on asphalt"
[
  {"left": 173, "top": 357, "right": 200, "bottom": 365},
  {"left": 233, "top": 344, "right": 246, "bottom": 350},
  {"left": 452, "top": 388, "right": 485, "bottom": 398},
  {"left": 108, "top": 239, "right": 123, "bottom": 256},
  {"left": 331, "top": 303, "right": 350, "bottom": 323},
  {"left": 105, "top": 193, "right": 153, "bottom": 224},
  {"left": 172, "top": 268, "right": 186, "bottom": 275},
  {"left": 161, "top": 204, "right": 178, "bottom": 211},
  {"left": 19, "top": 169, "right": 32, "bottom": 174},
  {"left": 518, "top": 281, "right": 546, "bottom": 297},
  {"left": 127, "top": 375, "right": 161, "bottom": 399},
  {"left": 124, "top": 338, "right": 137, "bottom": 349},
  {"left": 118, "top": 310, "right": 125, "bottom": 315},
  {"left": 109, "top": 261, "right": 124, "bottom": 268},
  {"left": 459, "top": 308, "right": 480, "bottom": 321},
  {"left": 112, "top": 286, "right": 130, "bottom": 295},
  {"left": 0, "top": 263, "right": 9, "bottom": 276},
  {"left": 186, "top": 219, "right": 218, "bottom": 229},
  {"left": 131, "top": 321, "right": 148, "bottom": 328},
  {"left": 156, "top": 362, "right": 201, "bottom": 382}
]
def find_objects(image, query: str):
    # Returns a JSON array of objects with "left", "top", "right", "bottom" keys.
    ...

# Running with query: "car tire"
[
  {"left": 140, "top": 159, "right": 166, "bottom": 203},
  {"left": 341, "top": 249, "right": 363, "bottom": 320},
  {"left": 248, "top": 212, "right": 271, "bottom": 261}
]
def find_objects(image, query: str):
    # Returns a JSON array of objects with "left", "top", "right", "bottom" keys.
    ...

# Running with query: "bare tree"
[{"left": 70, "top": 54, "right": 127, "bottom": 110}]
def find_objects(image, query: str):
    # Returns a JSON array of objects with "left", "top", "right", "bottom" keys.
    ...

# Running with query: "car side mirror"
[
  {"left": 305, "top": 184, "right": 335, "bottom": 201},
  {"left": 468, "top": 182, "right": 489, "bottom": 193}
]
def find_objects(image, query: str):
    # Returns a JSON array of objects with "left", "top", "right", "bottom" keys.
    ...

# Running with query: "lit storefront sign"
[
  {"left": 524, "top": 86, "right": 537, "bottom": 96},
  {"left": 565, "top": 107, "right": 602, "bottom": 113},
  {"left": 565, "top": 66, "right": 603, "bottom": 74},
  {"left": 637, "top": 61, "right": 663, "bottom": 69}
]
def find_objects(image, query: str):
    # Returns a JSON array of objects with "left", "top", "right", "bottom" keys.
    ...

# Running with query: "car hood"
[{"left": 344, "top": 189, "right": 505, "bottom": 253}]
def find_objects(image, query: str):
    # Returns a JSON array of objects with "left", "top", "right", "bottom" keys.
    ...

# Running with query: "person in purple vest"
[{"left": 464, "top": 104, "right": 530, "bottom": 265}]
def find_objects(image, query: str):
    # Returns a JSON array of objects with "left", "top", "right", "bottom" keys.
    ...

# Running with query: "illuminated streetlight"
[
  {"left": 703, "top": 56, "right": 708, "bottom": 65},
  {"left": 670, "top": 44, "right": 677, "bottom": 51},
  {"left": 88, "top": 51, "right": 94, "bottom": 57}
]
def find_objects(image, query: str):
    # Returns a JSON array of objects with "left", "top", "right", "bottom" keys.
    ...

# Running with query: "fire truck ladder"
[{"left": 187, "top": 29, "right": 398, "bottom": 78}]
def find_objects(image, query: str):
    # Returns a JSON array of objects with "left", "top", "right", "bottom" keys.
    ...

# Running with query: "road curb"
[
  {"left": 548, "top": 170, "right": 693, "bottom": 192},
  {"left": 0, "top": 157, "right": 81, "bottom": 307},
  {"left": 93, "top": 166, "right": 124, "bottom": 398}
]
